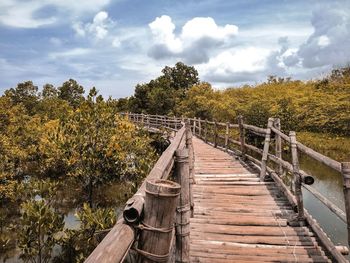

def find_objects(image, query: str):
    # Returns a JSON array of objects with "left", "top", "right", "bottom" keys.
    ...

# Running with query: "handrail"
[
  {"left": 85, "top": 114, "right": 193, "bottom": 263},
  {"left": 184, "top": 113, "right": 349, "bottom": 262},
  {"left": 86, "top": 112, "right": 349, "bottom": 262}
]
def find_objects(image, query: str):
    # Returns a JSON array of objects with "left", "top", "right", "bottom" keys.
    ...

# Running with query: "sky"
[{"left": 0, "top": 0, "right": 350, "bottom": 98}]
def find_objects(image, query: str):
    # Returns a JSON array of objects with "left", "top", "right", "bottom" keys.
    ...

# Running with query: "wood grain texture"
[{"left": 190, "top": 137, "right": 331, "bottom": 263}]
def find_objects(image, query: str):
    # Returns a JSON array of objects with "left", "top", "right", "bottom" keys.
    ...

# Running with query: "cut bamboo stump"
[{"left": 137, "top": 179, "right": 180, "bottom": 263}]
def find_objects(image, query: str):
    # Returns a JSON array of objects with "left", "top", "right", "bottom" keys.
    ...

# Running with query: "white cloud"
[
  {"left": 72, "top": 11, "right": 116, "bottom": 41},
  {"left": 149, "top": 15, "right": 182, "bottom": 53},
  {"left": 317, "top": 35, "right": 330, "bottom": 47},
  {"left": 49, "top": 48, "right": 92, "bottom": 59},
  {"left": 289, "top": 4, "right": 350, "bottom": 68},
  {"left": 181, "top": 17, "right": 238, "bottom": 42},
  {"left": 148, "top": 15, "right": 238, "bottom": 63},
  {"left": 198, "top": 47, "right": 271, "bottom": 83},
  {"left": 0, "top": 0, "right": 111, "bottom": 28}
]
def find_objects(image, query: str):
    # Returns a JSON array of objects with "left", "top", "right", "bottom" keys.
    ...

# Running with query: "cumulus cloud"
[
  {"left": 72, "top": 11, "right": 115, "bottom": 41},
  {"left": 284, "top": 4, "right": 350, "bottom": 69},
  {"left": 198, "top": 47, "right": 271, "bottom": 83},
  {"left": 0, "top": 0, "right": 111, "bottom": 28},
  {"left": 148, "top": 15, "right": 238, "bottom": 64}
]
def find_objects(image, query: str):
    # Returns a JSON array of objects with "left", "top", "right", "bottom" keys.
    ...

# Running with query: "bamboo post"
[
  {"left": 175, "top": 149, "right": 190, "bottom": 263},
  {"left": 214, "top": 121, "right": 218, "bottom": 148},
  {"left": 237, "top": 115, "right": 246, "bottom": 160},
  {"left": 141, "top": 114, "right": 145, "bottom": 126},
  {"left": 185, "top": 122, "right": 195, "bottom": 218},
  {"left": 342, "top": 162, "right": 350, "bottom": 246},
  {"left": 192, "top": 117, "right": 196, "bottom": 135},
  {"left": 274, "top": 118, "right": 283, "bottom": 176},
  {"left": 260, "top": 118, "right": 274, "bottom": 181},
  {"left": 204, "top": 119, "right": 208, "bottom": 143},
  {"left": 224, "top": 122, "right": 229, "bottom": 152},
  {"left": 137, "top": 179, "right": 180, "bottom": 263},
  {"left": 198, "top": 118, "right": 201, "bottom": 138},
  {"left": 290, "top": 131, "right": 304, "bottom": 222}
]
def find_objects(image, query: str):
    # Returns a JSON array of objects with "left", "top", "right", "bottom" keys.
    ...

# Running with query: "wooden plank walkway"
[{"left": 190, "top": 137, "right": 331, "bottom": 263}]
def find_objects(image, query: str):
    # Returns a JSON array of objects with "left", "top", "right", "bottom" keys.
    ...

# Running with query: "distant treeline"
[{"left": 117, "top": 63, "right": 350, "bottom": 136}]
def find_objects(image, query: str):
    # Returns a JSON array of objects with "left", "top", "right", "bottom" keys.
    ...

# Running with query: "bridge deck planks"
[{"left": 190, "top": 137, "right": 332, "bottom": 263}]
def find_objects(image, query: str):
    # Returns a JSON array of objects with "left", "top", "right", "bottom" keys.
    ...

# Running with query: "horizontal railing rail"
[
  {"left": 86, "top": 112, "right": 349, "bottom": 262},
  {"left": 186, "top": 115, "right": 349, "bottom": 263},
  {"left": 85, "top": 114, "right": 195, "bottom": 263}
]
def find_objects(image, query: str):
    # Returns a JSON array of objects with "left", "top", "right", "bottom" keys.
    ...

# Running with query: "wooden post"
[
  {"left": 237, "top": 116, "right": 246, "bottom": 160},
  {"left": 342, "top": 162, "right": 350, "bottom": 247},
  {"left": 260, "top": 118, "right": 274, "bottom": 181},
  {"left": 193, "top": 117, "right": 196, "bottom": 135},
  {"left": 175, "top": 149, "right": 190, "bottom": 263},
  {"left": 274, "top": 118, "right": 283, "bottom": 176},
  {"left": 185, "top": 122, "right": 195, "bottom": 218},
  {"left": 147, "top": 115, "right": 150, "bottom": 127},
  {"left": 213, "top": 121, "right": 217, "bottom": 148},
  {"left": 137, "top": 179, "right": 180, "bottom": 263},
  {"left": 290, "top": 131, "right": 304, "bottom": 221},
  {"left": 224, "top": 122, "right": 229, "bottom": 152},
  {"left": 141, "top": 114, "right": 145, "bottom": 126},
  {"left": 204, "top": 119, "right": 208, "bottom": 143},
  {"left": 198, "top": 118, "right": 201, "bottom": 138},
  {"left": 174, "top": 116, "right": 177, "bottom": 130}
]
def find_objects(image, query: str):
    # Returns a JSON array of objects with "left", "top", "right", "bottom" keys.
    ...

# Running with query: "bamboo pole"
[
  {"left": 198, "top": 118, "right": 201, "bottom": 138},
  {"left": 237, "top": 116, "right": 246, "bottom": 160},
  {"left": 185, "top": 122, "right": 195, "bottom": 218},
  {"left": 342, "top": 162, "right": 350, "bottom": 246},
  {"left": 290, "top": 131, "right": 304, "bottom": 222},
  {"left": 204, "top": 119, "right": 208, "bottom": 143},
  {"left": 214, "top": 121, "right": 218, "bottom": 148},
  {"left": 273, "top": 118, "right": 283, "bottom": 176},
  {"left": 260, "top": 118, "right": 274, "bottom": 181},
  {"left": 175, "top": 149, "right": 190, "bottom": 263},
  {"left": 137, "top": 179, "right": 180, "bottom": 263},
  {"left": 193, "top": 117, "right": 196, "bottom": 135},
  {"left": 224, "top": 122, "right": 229, "bottom": 152}
]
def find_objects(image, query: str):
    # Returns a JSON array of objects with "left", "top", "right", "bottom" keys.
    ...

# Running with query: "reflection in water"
[
  {"left": 0, "top": 178, "right": 129, "bottom": 262},
  {"left": 300, "top": 153, "right": 348, "bottom": 253}
]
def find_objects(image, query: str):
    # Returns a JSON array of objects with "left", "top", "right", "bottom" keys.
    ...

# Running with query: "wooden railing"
[
  {"left": 85, "top": 113, "right": 350, "bottom": 263},
  {"left": 85, "top": 114, "right": 194, "bottom": 263},
  {"left": 187, "top": 115, "right": 349, "bottom": 263}
]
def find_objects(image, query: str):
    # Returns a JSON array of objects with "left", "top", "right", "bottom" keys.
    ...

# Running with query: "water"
[
  {"left": 300, "top": 154, "right": 348, "bottom": 247},
  {"left": 0, "top": 179, "right": 129, "bottom": 262}
]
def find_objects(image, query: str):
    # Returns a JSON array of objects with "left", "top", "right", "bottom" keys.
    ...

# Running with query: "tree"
[
  {"left": 5, "top": 81, "right": 39, "bottom": 114},
  {"left": 128, "top": 62, "right": 200, "bottom": 115},
  {"left": 162, "top": 62, "right": 199, "bottom": 91},
  {"left": 18, "top": 200, "right": 64, "bottom": 263},
  {"left": 41, "top": 84, "right": 58, "bottom": 99},
  {"left": 42, "top": 89, "right": 157, "bottom": 206},
  {"left": 58, "top": 79, "right": 85, "bottom": 108}
]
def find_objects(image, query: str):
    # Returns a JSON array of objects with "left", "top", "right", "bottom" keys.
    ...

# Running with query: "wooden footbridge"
[{"left": 86, "top": 113, "right": 350, "bottom": 263}]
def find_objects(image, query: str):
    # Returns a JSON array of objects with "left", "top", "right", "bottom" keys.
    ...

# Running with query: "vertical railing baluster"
[
  {"left": 274, "top": 118, "right": 283, "bottom": 176},
  {"left": 214, "top": 121, "right": 218, "bottom": 148},
  {"left": 224, "top": 122, "right": 229, "bottom": 152},
  {"left": 342, "top": 162, "right": 350, "bottom": 246},
  {"left": 290, "top": 131, "right": 304, "bottom": 222},
  {"left": 204, "top": 119, "right": 208, "bottom": 143},
  {"left": 260, "top": 118, "right": 274, "bottom": 181},
  {"left": 238, "top": 115, "right": 246, "bottom": 160}
]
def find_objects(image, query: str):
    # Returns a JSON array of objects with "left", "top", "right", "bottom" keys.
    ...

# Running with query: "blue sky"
[{"left": 0, "top": 0, "right": 349, "bottom": 98}]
